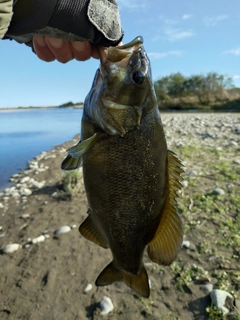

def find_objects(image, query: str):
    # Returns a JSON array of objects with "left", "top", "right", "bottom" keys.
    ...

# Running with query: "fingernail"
[
  {"left": 48, "top": 37, "right": 63, "bottom": 48},
  {"left": 72, "top": 41, "right": 86, "bottom": 51},
  {"left": 35, "top": 36, "right": 46, "bottom": 47}
]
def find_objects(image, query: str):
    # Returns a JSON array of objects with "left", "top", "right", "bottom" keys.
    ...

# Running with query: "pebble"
[
  {"left": 182, "top": 180, "right": 188, "bottom": 188},
  {"left": 100, "top": 296, "right": 114, "bottom": 315},
  {"left": 51, "top": 192, "right": 57, "bottom": 197},
  {"left": 233, "top": 159, "right": 240, "bottom": 164},
  {"left": 211, "top": 188, "right": 225, "bottom": 195},
  {"left": 0, "top": 203, "right": 3, "bottom": 208},
  {"left": 202, "top": 283, "right": 213, "bottom": 293},
  {"left": 182, "top": 240, "right": 190, "bottom": 249},
  {"left": 31, "top": 235, "right": 45, "bottom": 244},
  {"left": 20, "top": 176, "right": 30, "bottom": 184},
  {"left": 83, "top": 283, "right": 93, "bottom": 293},
  {"left": 20, "top": 214, "right": 30, "bottom": 219},
  {"left": 19, "top": 188, "right": 32, "bottom": 196},
  {"left": 54, "top": 226, "right": 71, "bottom": 235},
  {"left": 2, "top": 243, "right": 21, "bottom": 253},
  {"left": 210, "top": 289, "right": 233, "bottom": 315}
]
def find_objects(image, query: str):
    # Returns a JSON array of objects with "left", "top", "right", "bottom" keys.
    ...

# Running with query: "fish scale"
[{"left": 61, "top": 36, "right": 184, "bottom": 297}]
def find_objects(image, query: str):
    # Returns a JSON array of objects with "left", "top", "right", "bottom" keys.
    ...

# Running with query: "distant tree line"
[{"left": 154, "top": 72, "right": 239, "bottom": 110}]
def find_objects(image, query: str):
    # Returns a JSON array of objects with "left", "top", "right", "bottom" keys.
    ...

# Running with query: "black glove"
[{"left": 4, "top": 0, "right": 123, "bottom": 47}]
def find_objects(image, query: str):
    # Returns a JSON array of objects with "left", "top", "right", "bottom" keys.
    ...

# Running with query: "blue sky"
[{"left": 0, "top": 0, "right": 240, "bottom": 108}]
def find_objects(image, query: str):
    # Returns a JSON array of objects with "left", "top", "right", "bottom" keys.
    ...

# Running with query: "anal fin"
[
  {"left": 147, "top": 150, "right": 184, "bottom": 266},
  {"left": 79, "top": 213, "right": 108, "bottom": 249},
  {"left": 96, "top": 262, "right": 150, "bottom": 298}
]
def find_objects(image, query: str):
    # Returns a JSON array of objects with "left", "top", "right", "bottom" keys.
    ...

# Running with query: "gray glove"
[{"left": 4, "top": 0, "right": 123, "bottom": 47}]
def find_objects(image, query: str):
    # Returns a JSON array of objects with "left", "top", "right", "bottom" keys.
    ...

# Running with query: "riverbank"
[{"left": 0, "top": 113, "right": 239, "bottom": 319}]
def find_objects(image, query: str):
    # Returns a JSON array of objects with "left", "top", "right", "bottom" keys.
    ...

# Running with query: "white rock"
[
  {"left": 31, "top": 235, "right": 45, "bottom": 244},
  {"left": 182, "top": 240, "right": 190, "bottom": 249},
  {"left": 233, "top": 159, "right": 240, "bottom": 165},
  {"left": 20, "top": 176, "right": 30, "bottom": 184},
  {"left": 182, "top": 180, "right": 188, "bottom": 188},
  {"left": 229, "top": 141, "right": 238, "bottom": 146},
  {"left": 84, "top": 283, "right": 93, "bottom": 293},
  {"left": 20, "top": 188, "right": 32, "bottom": 196},
  {"left": 203, "top": 283, "right": 213, "bottom": 293},
  {"left": 71, "top": 224, "right": 77, "bottom": 229},
  {"left": 211, "top": 188, "right": 225, "bottom": 195},
  {"left": 210, "top": 289, "right": 233, "bottom": 315},
  {"left": 54, "top": 226, "right": 71, "bottom": 235},
  {"left": 2, "top": 243, "right": 21, "bottom": 253},
  {"left": 20, "top": 214, "right": 30, "bottom": 219},
  {"left": 100, "top": 296, "right": 114, "bottom": 315},
  {"left": 51, "top": 192, "right": 57, "bottom": 197},
  {"left": 44, "top": 234, "right": 50, "bottom": 239},
  {"left": 0, "top": 203, "right": 4, "bottom": 209},
  {"left": 31, "top": 181, "right": 45, "bottom": 189},
  {"left": 0, "top": 226, "right": 2, "bottom": 231},
  {"left": 24, "top": 244, "right": 31, "bottom": 249}
]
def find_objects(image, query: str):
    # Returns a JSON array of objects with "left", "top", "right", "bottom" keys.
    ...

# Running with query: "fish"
[{"left": 61, "top": 36, "right": 184, "bottom": 298}]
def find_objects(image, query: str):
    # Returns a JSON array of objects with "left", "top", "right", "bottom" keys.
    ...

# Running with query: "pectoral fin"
[
  {"left": 147, "top": 150, "right": 184, "bottom": 266},
  {"left": 79, "top": 213, "right": 108, "bottom": 248},
  {"left": 61, "top": 133, "right": 99, "bottom": 170},
  {"left": 96, "top": 262, "right": 150, "bottom": 298}
]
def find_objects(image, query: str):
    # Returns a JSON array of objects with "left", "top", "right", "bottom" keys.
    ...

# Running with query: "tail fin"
[{"left": 95, "top": 261, "right": 150, "bottom": 298}]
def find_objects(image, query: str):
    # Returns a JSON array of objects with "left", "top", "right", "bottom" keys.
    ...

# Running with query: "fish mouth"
[{"left": 99, "top": 36, "right": 143, "bottom": 67}]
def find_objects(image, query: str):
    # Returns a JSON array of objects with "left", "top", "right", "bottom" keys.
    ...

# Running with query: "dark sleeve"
[{"left": 4, "top": 0, "right": 123, "bottom": 47}]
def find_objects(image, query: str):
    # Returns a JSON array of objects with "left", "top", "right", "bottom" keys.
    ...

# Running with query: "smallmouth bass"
[{"left": 62, "top": 36, "right": 184, "bottom": 298}]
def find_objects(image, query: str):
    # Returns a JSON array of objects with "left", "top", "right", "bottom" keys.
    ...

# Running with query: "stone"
[
  {"left": 31, "top": 181, "right": 45, "bottom": 189},
  {"left": 31, "top": 235, "right": 45, "bottom": 244},
  {"left": 83, "top": 283, "right": 93, "bottom": 293},
  {"left": 210, "top": 289, "right": 233, "bottom": 315},
  {"left": 20, "top": 214, "right": 30, "bottom": 219},
  {"left": 233, "top": 159, "right": 240, "bottom": 164},
  {"left": 202, "top": 283, "right": 213, "bottom": 293},
  {"left": 54, "top": 226, "right": 71, "bottom": 235},
  {"left": 100, "top": 296, "right": 114, "bottom": 315},
  {"left": 182, "top": 240, "right": 190, "bottom": 249},
  {"left": 2, "top": 243, "right": 21, "bottom": 253},
  {"left": 20, "top": 176, "right": 30, "bottom": 184},
  {"left": 182, "top": 180, "right": 188, "bottom": 188},
  {"left": 20, "top": 188, "right": 32, "bottom": 196},
  {"left": 211, "top": 188, "right": 225, "bottom": 195},
  {"left": 0, "top": 203, "right": 3, "bottom": 208}
]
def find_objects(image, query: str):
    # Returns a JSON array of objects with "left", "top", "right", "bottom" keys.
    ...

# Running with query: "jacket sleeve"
[{"left": 0, "top": 0, "right": 14, "bottom": 39}]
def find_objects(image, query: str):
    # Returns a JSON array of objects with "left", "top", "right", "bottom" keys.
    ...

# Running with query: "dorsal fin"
[{"left": 147, "top": 150, "right": 184, "bottom": 265}]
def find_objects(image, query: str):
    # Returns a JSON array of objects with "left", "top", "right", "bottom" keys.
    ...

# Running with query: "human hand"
[
  {"left": 4, "top": 0, "right": 123, "bottom": 62},
  {"left": 33, "top": 36, "right": 99, "bottom": 63}
]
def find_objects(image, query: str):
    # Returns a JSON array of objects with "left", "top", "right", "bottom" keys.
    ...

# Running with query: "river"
[{"left": 0, "top": 108, "right": 82, "bottom": 191}]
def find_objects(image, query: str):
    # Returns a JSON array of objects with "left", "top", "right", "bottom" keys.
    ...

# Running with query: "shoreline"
[{"left": 0, "top": 111, "right": 238, "bottom": 194}]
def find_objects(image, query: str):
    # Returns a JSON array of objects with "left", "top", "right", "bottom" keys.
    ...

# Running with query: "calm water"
[{"left": 0, "top": 108, "right": 82, "bottom": 191}]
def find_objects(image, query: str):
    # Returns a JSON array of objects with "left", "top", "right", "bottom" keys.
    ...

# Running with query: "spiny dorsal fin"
[
  {"left": 147, "top": 150, "right": 184, "bottom": 266},
  {"left": 79, "top": 213, "right": 109, "bottom": 248},
  {"left": 96, "top": 262, "right": 150, "bottom": 298},
  {"left": 61, "top": 133, "right": 99, "bottom": 170}
]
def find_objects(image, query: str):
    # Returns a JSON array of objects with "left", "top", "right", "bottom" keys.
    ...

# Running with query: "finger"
[
  {"left": 91, "top": 44, "right": 100, "bottom": 60},
  {"left": 70, "top": 41, "right": 92, "bottom": 61},
  {"left": 45, "top": 37, "right": 74, "bottom": 63},
  {"left": 33, "top": 36, "right": 56, "bottom": 62}
]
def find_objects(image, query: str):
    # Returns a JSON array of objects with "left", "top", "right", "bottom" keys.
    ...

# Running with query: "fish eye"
[{"left": 132, "top": 71, "right": 145, "bottom": 85}]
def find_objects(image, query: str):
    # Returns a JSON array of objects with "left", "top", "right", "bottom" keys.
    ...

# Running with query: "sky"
[{"left": 0, "top": 0, "right": 240, "bottom": 108}]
